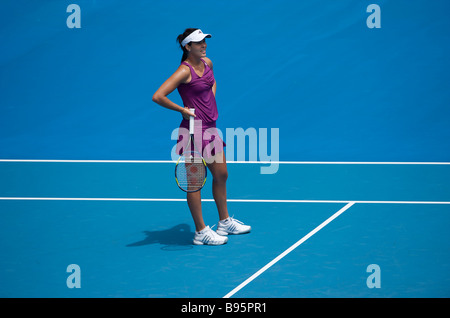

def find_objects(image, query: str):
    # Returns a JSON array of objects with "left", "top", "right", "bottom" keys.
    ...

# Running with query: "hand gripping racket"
[{"left": 175, "top": 108, "right": 207, "bottom": 192}]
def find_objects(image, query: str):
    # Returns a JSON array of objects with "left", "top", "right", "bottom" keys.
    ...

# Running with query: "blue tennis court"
[
  {"left": 0, "top": 161, "right": 449, "bottom": 297},
  {"left": 1, "top": 0, "right": 450, "bottom": 299}
]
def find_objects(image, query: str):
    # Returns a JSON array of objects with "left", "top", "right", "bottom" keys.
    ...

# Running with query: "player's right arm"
[{"left": 152, "top": 65, "right": 195, "bottom": 118}]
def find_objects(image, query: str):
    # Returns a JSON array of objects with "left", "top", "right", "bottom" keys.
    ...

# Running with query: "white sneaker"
[
  {"left": 193, "top": 225, "right": 228, "bottom": 245},
  {"left": 216, "top": 217, "right": 251, "bottom": 235}
]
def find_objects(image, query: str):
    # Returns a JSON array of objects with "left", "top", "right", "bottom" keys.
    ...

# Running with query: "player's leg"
[
  {"left": 206, "top": 151, "right": 229, "bottom": 221},
  {"left": 208, "top": 152, "right": 251, "bottom": 235},
  {"left": 187, "top": 191, "right": 205, "bottom": 232},
  {"left": 189, "top": 189, "right": 228, "bottom": 245}
]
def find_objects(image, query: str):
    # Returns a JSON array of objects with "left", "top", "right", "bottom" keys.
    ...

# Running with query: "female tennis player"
[{"left": 152, "top": 28, "right": 251, "bottom": 245}]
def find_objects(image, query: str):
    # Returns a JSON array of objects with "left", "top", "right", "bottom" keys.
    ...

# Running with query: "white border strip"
[
  {"left": 223, "top": 202, "right": 356, "bottom": 298},
  {"left": 0, "top": 159, "right": 449, "bottom": 165},
  {"left": 0, "top": 197, "right": 449, "bottom": 204}
]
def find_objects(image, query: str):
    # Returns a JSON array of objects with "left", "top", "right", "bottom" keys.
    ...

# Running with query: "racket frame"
[{"left": 175, "top": 108, "right": 207, "bottom": 192}]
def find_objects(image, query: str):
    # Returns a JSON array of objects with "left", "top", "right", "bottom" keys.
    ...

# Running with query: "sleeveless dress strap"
[{"left": 181, "top": 61, "right": 197, "bottom": 79}]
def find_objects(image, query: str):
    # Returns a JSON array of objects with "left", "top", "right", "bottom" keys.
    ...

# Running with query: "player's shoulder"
[
  {"left": 175, "top": 63, "right": 191, "bottom": 80},
  {"left": 177, "top": 63, "right": 190, "bottom": 73},
  {"left": 203, "top": 57, "right": 213, "bottom": 69}
]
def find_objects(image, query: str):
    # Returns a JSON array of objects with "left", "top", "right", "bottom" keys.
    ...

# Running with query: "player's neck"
[{"left": 186, "top": 56, "right": 203, "bottom": 67}]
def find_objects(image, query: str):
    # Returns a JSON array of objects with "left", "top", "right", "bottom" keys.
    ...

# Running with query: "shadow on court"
[{"left": 126, "top": 224, "right": 194, "bottom": 251}]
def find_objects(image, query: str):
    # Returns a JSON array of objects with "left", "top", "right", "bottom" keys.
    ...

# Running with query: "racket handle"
[{"left": 189, "top": 108, "right": 195, "bottom": 135}]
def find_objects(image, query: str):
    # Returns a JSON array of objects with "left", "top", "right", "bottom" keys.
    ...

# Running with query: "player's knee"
[{"left": 214, "top": 170, "right": 228, "bottom": 183}]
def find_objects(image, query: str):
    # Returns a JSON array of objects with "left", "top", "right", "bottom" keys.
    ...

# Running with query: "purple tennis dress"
[{"left": 176, "top": 58, "right": 225, "bottom": 158}]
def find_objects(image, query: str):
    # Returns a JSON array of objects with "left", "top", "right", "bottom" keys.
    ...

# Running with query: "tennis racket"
[{"left": 175, "top": 108, "right": 207, "bottom": 192}]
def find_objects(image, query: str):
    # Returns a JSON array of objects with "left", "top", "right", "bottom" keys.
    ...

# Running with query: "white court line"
[
  {"left": 228, "top": 199, "right": 450, "bottom": 205},
  {"left": 0, "top": 197, "right": 450, "bottom": 204},
  {"left": 223, "top": 202, "right": 356, "bottom": 298},
  {"left": 0, "top": 159, "right": 449, "bottom": 165}
]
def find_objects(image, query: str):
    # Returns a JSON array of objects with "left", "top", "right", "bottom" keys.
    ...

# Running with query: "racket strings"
[{"left": 176, "top": 152, "right": 207, "bottom": 192}]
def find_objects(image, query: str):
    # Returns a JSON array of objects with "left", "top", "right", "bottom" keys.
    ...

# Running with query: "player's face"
[{"left": 188, "top": 39, "right": 207, "bottom": 58}]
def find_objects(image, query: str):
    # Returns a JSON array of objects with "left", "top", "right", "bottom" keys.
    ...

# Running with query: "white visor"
[{"left": 181, "top": 29, "right": 212, "bottom": 47}]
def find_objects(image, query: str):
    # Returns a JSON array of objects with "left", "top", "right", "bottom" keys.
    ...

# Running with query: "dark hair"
[{"left": 176, "top": 28, "right": 199, "bottom": 63}]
